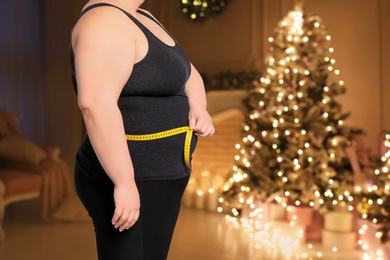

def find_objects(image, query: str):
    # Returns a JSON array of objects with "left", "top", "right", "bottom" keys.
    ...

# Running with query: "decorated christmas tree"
[
  {"left": 219, "top": 1, "right": 361, "bottom": 217},
  {"left": 356, "top": 132, "right": 390, "bottom": 243}
]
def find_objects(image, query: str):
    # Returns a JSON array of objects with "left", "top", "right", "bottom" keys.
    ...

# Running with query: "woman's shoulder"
[
  {"left": 78, "top": 3, "right": 130, "bottom": 23},
  {"left": 71, "top": 4, "right": 140, "bottom": 54},
  {"left": 73, "top": 4, "right": 139, "bottom": 40}
]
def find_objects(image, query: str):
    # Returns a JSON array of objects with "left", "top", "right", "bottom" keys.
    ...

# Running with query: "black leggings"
[{"left": 74, "top": 162, "right": 189, "bottom": 260}]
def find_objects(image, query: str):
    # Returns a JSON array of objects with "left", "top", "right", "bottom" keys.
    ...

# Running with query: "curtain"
[{"left": 0, "top": 0, "right": 46, "bottom": 145}]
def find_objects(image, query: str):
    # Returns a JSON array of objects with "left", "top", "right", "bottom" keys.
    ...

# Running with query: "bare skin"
[{"left": 72, "top": 0, "right": 214, "bottom": 232}]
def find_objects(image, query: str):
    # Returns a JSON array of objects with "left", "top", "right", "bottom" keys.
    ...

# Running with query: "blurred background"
[{"left": 0, "top": 0, "right": 389, "bottom": 259}]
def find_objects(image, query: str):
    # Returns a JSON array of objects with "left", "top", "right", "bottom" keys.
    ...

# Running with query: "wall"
[
  {"left": 145, "top": 0, "right": 263, "bottom": 73},
  {"left": 42, "top": 0, "right": 85, "bottom": 165},
  {"left": 0, "top": 0, "right": 46, "bottom": 144},
  {"left": 380, "top": 0, "right": 390, "bottom": 130},
  {"left": 145, "top": 0, "right": 390, "bottom": 151}
]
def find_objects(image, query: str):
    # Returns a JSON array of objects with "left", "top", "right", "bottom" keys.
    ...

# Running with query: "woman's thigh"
[{"left": 75, "top": 163, "right": 189, "bottom": 260}]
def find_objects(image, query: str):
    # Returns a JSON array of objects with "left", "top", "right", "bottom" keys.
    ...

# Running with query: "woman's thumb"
[{"left": 189, "top": 115, "right": 196, "bottom": 130}]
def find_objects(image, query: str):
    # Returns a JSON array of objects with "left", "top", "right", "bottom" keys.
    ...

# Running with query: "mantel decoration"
[
  {"left": 181, "top": 0, "right": 229, "bottom": 21},
  {"left": 202, "top": 70, "right": 262, "bottom": 92}
]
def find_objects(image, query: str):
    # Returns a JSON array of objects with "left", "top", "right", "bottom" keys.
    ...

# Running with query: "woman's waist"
[
  {"left": 119, "top": 97, "right": 190, "bottom": 134},
  {"left": 122, "top": 118, "right": 189, "bottom": 135}
]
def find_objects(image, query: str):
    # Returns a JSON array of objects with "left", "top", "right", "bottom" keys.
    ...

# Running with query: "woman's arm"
[
  {"left": 185, "top": 63, "right": 215, "bottom": 137},
  {"left": 72, "top": 8, "right": 140, "bottom": 232}
]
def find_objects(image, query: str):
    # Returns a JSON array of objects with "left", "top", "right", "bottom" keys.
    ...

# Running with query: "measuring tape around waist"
[{"left": 125, "top": 126, "right": 193, "bottom": 169}]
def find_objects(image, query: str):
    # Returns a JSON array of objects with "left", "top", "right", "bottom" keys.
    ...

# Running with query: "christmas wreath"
[{"left": 181, "top": 0, "right": 229, "bottom": 21}]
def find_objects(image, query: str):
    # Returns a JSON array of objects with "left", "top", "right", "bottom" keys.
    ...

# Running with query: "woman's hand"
[
  {"left": 189, "top": 106, "right": 215, "bottom": 137},
  {"left": 112, "top": 181, "right": 140, "bottom": 232}
]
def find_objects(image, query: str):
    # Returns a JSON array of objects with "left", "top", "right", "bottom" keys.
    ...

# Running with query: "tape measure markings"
[{"left": 126, "top": 126, "right": 193, "bottom": 169}]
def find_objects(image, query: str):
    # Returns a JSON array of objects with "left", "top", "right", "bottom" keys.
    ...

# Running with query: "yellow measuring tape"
[{"left": 125, "top": 126, "right": 193, "bottom": 169}]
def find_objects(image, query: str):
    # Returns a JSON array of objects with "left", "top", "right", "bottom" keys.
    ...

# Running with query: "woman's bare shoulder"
[
  {"left": 72, "top": 6, "right": 138, "bottom": 49},
  {"left": 75, "top": 5, "right": 131, "bottom": 31}
]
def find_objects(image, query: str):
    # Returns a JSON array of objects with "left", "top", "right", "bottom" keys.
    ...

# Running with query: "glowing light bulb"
[{"left": 323, "top": 112, "right": 329, "bottom": 118}]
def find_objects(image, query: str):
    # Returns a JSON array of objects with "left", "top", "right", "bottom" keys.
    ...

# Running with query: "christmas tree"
[
  {"left": 356, "top": 132, "right": 390, "bottom": 243},
  {"left": 219, "top": 1, "right": 361, "bottom": 216}
]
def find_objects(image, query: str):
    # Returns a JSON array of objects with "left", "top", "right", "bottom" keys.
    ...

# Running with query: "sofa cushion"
[
  {"left": 0, "top": 109, "right": 22, "bottom": 136},
  {"left": 0, "top": 134, "right": 47, "bottom": 165},
  {"left": 0, "top": 170, "right": 42, "bottom": 198}
]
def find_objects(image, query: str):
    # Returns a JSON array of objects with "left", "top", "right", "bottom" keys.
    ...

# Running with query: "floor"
[{"left": 0, "top": 200, "right": 367, "bottom": 260}]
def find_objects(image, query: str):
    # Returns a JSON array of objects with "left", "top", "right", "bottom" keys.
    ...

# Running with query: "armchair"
[{"left": 0, "top": 109, "right": 73, "bottom": 241}]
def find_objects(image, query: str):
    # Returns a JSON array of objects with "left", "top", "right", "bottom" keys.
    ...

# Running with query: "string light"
[{"left": 181, "top": 0, "right": 229, "bottom": 21}]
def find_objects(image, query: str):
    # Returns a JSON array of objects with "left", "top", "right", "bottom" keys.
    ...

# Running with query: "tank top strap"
[
  {"left": 77, "top": 3, "right": 145, "bottom": 32},
  {"left": 136, "top": 9, "right": 161, "bottom": 26},
  {"left": 136, "top": 9, "right": 177, "bottom": 44}
]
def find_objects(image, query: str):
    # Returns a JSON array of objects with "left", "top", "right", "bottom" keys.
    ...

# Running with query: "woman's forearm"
[
  {"left": 185, "top": 64, "right": 215, "bottom": 137},
  {"left": 185, "top": 64, "right": 207, "bottom": 109},
  {"left": 81, "top": 104, "right": 135, "bottom": 185}
]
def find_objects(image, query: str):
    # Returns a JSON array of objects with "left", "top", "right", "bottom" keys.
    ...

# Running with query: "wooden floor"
[{"left": 0, "top": 200, "right": 366, "bottom": 260}]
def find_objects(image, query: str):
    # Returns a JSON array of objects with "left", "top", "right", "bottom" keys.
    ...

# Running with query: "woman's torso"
[{"left": 71, "top": 3, "right": 196, "bottom": 180}]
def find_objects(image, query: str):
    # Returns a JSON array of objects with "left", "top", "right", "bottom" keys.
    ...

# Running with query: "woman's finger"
[
  {"left": 114, "top": 208, "right": 130, "bottom": 230},
  {"left": 123, "top": 209, "right": 140, "bottom": 230},
  {"left": 112, "top": 207, "right": 123, "bottom": 225},
  {"left": 189, "top": 115, "right": 197, "bottom": 130}
]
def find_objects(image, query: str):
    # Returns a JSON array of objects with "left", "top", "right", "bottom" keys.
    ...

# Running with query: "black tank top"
[{"left": 71, "top": 3, "right": 197, "bottom": 180}]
